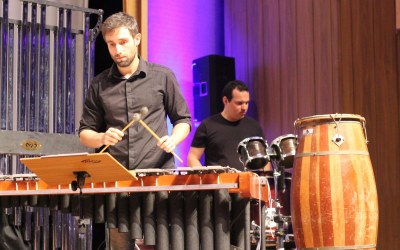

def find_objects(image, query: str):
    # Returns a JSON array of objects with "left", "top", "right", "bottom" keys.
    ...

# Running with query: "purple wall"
[{"left": 148, "top": 0, "right": 224, "bottom": 166}]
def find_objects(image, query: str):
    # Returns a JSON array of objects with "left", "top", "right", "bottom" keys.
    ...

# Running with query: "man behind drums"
[
  {"left": 188, "top": 80, "right": 268, "bottom": 249},
  {"left": 188, "top": 80, "right": 267, "bottom": 171}
]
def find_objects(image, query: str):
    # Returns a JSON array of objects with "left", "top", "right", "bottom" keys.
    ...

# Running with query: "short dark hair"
[
  {"left": 101, "top": 12, "right": 139, "bottom": 39},
  {"left": 222, "top": 80, "right": 249, "bottom": 101}
]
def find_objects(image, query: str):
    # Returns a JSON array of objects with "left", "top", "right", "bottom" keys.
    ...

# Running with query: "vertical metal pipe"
[
  {"left": 94, "top": 194, "right": 105, "bottom": 223},
  {"left": 7, "top": 23, "right": 14, "bottom": 131},
  {"left": 106, "top": 193, "right": 117, "bottom": 229},
  {"left": 83, "top": 12, "right": 90, "bottom": 101},
  {"left": 230, "top": 194, "right": 250, "bottom": 250},
  {"left": 42, "top": 207, "right": 49, "bottom": 250},
  {"left": 0, "top": 155, "right": 11, "bottom": 175},
  {"left": 244, "top": 200, "right": 251, "bottom": 250},
  {"left": 19, "top": 1, "right": 29, "bottom": 132},
  {"left": 49, "top": 195, "right": 59, "bottom": 249},
  {"left": 85, "top": 220, "right": 93, "bottom": 250},
  {"left": 70, "top": 194, "right": 80, "bottom": 217},
  {"left": 143, "top": 192, "right": 156, "bottom": 246},
  {"left": 38, "top": 4, "right": 49, "bottom": 133},
  {"left": 70, "top": 215, "right": 78, "bottom": 250},
  {"left": 214, "top": 189, "right": 230, "bottom": 250},
  {"left": 70, "top": 32, "right": 76, "bottom": 130},
  {"left": 184, "top": 191, "right": 200, "bottom": 250},
  {"left": 19, "top": 197, "right": 30, "bottom": 242},
  {"left": 1, "top": 0, "right": 9, "bottom": 130},
  {"left": 52, "top": 210, "right": 62, "bottom": 249},
  {"left": 24, "top": 207, "right": 33, "bottom": 241},
  {"left": 13, "top": 206, "right": 22, "bottom": 226},
  {"left": 169, "top": 192, "right": 184, "bottom": 250},
  {"left": 82, "top": 194, "right": 93, "bottom": 221},
  {"left": 65, "top": 9, "right": 75, "bottom": 134},
  {"left": 260, "top": 201, "right": 266, "bottom": 250},
  {"left": 37, "top": 196, "right": 47, "bottom": 249},
  {"left": 129, "top": 193, "right": 142, "bottom": 240},
  {"left": 87, "top": 11, "right": 102, "bottom": 88},
  {"left": 33, "top": 208, "right": 41, "bottom": 250},
  {"left": 117, "top": 193, "right": 129, "bottom": 233},
  {"left": 89, "top": 36, "right": 96, "bottom": 83},
  {"left": 54, "top": 8, "right": 65, "bottom": 133},
  {"left": 155, "top": 191, "right": 169, "bottom": 250},
  {"left": 62, "top": 212, "right": 70, "bottom": 250},
  {"left": 199, "top": 191, "right": 214, "bottom": 250},
  {"left": 7, "top": 22, "right": 15, "bottom": 175},
  {"left": 29, "top": 3, "right": 38, "bottom": 132},
  {"left": 0, "top": 0, "right": 13, "bottom": 176}
]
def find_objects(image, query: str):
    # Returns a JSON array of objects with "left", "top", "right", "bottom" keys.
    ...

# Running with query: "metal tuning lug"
[{"left": 332, "top": 134, "right": 345, "bottom": 147}]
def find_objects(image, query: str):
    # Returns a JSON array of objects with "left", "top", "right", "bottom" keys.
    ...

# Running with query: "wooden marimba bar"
[{"left": 0, "top": 167, "right": 270, "bottom": 250}]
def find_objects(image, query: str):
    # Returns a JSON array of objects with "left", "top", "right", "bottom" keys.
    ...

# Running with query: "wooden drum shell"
[{"left": 291, "top": 114, "right": 378, "bottom": 249}]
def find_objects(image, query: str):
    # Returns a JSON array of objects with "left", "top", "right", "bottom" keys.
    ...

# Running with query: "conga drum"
[{"left": 291, "top": 114, "right": 378, "bottom": 250}]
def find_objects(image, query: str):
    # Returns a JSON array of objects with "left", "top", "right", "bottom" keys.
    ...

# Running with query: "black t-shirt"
[{"left": 191, "top": 113, "right": 265, "bottom": 171}]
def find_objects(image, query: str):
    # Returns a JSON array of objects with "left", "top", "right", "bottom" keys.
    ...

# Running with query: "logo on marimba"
[
  {"left": 20, "top": 139, "right": 42, "bottom": 151},
  {"left": 81, "top": 159, "right": 101, "bottom": 164}
]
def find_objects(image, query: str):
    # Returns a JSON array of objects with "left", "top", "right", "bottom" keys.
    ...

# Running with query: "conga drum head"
[
  {"left": 237, "top": 136, "right": 269, "bottom": 170},
  {"left": 294, "top": 114, "right": 365, "bottom": 128}
]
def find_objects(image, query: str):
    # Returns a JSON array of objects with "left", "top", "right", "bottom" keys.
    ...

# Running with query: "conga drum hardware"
[{"left": 332, "top": 133, "right": 345, "bottom": 147}]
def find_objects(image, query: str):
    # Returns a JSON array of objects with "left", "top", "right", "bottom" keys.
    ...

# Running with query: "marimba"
[{"left": 0, "top": 167, "right": 270, "bottom": 250}]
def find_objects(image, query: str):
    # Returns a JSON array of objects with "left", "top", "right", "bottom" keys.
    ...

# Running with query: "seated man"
[{"left": 188, "top": 80, "right": 266, "bottom": 171}]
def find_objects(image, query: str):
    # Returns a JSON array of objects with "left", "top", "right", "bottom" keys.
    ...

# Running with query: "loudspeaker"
[{"left": 192, "top": 55, "right": 235, "bottom": 122}]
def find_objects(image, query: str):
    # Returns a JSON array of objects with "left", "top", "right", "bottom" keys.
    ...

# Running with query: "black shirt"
[
  {"left": 79, "top": 59, "right": 191, "bottom": 169},
  {"left": 191, "top": 113, "right": 265, "bottom": 171}
]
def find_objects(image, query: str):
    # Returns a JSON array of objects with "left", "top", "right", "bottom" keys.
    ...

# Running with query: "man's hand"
[
  {"left": 157, "top": 135, "right": 176, "bottom": 153},
  {"left": 103, "top": 127, "right": 124, "bottom": 146}
]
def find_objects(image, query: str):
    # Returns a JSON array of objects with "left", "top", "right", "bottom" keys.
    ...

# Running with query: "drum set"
[{"left": 237, "top": 134, "right": 298, "bottom": 250}]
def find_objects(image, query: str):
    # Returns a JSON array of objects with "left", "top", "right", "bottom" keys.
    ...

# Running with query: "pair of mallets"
[{"left": 99, "top": 107, "right": 183, "bottom": 163}]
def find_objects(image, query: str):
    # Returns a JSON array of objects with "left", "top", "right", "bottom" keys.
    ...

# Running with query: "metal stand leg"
[{"left": 260, "top": 201, "right": 266, "bottom": 250}]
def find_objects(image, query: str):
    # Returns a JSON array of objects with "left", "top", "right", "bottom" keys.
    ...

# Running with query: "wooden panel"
[
  {"left": 246, "top": 0, "right": 265, "bottom": 125},
  {"left": 313, "top": 0, "right": 335, "bottom": 114},
  {"left": 228, "top": 1, "right": 248, "bottom": 83},
  {"left": 224, "top": 0, "right": 400, "bottom": 247},
  {"left": 279, "top": 0, "right": 298, "bottom": 134},
  {"left": 397, "top": 0, "right": 400, "bottom": 29},
  {"left": 296, "top": 0, "right": 316, "bottom": 118},
  {"left": 330, "top": 0, "right": 340, "bottom": 111},
  {"left": 338, "top": 0, "right": 355, "bottom": 112},
  {"left": 349, "top": 0, "right": 377, "bottom": 117},
  {"left": 262, "top": 0, "right": 282, "bottom": 142},
  {"left": 348, "top": 0, "right": 378, "bottom": 167},
  {"left": 372, "top": 0, "right": 400, "bottom": 249}
]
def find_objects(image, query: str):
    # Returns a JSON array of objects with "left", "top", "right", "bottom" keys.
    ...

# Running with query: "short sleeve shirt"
[{"left": 191, "top": 114, "right": 265, "bottom": 171}]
